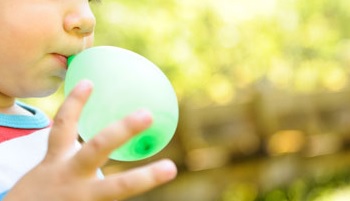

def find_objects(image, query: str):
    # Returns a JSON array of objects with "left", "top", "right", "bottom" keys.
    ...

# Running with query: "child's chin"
[{"left": 32, "top": 82, "right": 62, "bottom": 98}]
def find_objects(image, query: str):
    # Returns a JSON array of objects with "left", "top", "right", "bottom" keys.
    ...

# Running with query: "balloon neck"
[
  {"left": 67, "top": 55, "right": 76, "bottom": 67},
  {"left": 134, "top": 135, "right": 156, "bottom": 156}
]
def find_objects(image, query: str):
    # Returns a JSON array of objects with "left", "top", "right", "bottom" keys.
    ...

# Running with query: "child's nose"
[{"left": 64, "top": 4, "right": 96, "bottom": 37}]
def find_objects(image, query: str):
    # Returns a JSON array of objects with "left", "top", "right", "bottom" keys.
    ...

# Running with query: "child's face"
[{"left": 0, "top": 0, "right": 96, "bottom": 98}]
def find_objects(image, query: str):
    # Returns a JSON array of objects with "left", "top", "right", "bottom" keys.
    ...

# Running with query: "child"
[{"left": 0, "top": 0, "right": 177, "bottom": 200}]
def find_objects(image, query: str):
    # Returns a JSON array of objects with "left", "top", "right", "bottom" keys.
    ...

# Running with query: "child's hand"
[{"left": 4, "top": 80, "right": 177, "bottom": 201}]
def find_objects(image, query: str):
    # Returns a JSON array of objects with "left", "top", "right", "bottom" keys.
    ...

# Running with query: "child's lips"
[{"left": 52, "top": 53, "right": 68, "bottom": 69}]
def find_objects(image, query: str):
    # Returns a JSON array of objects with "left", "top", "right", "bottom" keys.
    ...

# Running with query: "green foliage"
[
  {"left": 219, "top": 169, "right": 350, "bottom": 201},
  {"left": 91, "top": 0, "right": 350, "bottom": 106}
]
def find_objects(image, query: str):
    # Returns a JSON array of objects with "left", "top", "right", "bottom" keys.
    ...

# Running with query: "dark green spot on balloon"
[{"left": 134, "top": 135, "right": 155, "bottom": 155}]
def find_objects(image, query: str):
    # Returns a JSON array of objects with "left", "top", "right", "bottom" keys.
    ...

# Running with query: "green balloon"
[{"left": 64, "top": 46, "right": 179, "bottom": 161}]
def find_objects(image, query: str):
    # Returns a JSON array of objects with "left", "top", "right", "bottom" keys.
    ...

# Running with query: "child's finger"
[
  {"left": 70, "top": 110, "right": 153, "bottom": 176},
  {"left": 45, "top": 80, "right": 93, "bottom": 162},
  {"left": 91, "top": 159, "right": 177, "bottom": 201}
]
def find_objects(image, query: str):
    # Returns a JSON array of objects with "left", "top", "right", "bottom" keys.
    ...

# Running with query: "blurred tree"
[{"left": 91, "top": 0, "right": 350, "bottom": 106}]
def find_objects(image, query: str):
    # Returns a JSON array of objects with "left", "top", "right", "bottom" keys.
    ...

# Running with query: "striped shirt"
[{"left": 0, "top": 102, "right": 50, "bottom": 198}]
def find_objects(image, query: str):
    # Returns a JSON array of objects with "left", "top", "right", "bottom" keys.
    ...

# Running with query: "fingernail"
[
  {"left": 158, "top": 159, "right": 177, "bottom": 180},
  {"left": 134, "top": 110, "right": 153, "bottom": 124},
  {"left": 77, "top": 79, "right": 93, "bottom": 92}
]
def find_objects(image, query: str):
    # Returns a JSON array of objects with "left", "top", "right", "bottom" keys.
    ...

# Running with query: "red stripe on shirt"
[{"left": 0, "top": 124, "right": 51, "bottom": 143}]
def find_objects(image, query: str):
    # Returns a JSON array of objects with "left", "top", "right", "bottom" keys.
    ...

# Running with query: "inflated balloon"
[{"left": 64, "top": 46, "right": 179, "bottom": 161}]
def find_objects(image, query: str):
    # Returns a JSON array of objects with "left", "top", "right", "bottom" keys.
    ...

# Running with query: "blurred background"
[{"left": 23, "top": 0, "right": 350, "bottom": 200}]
